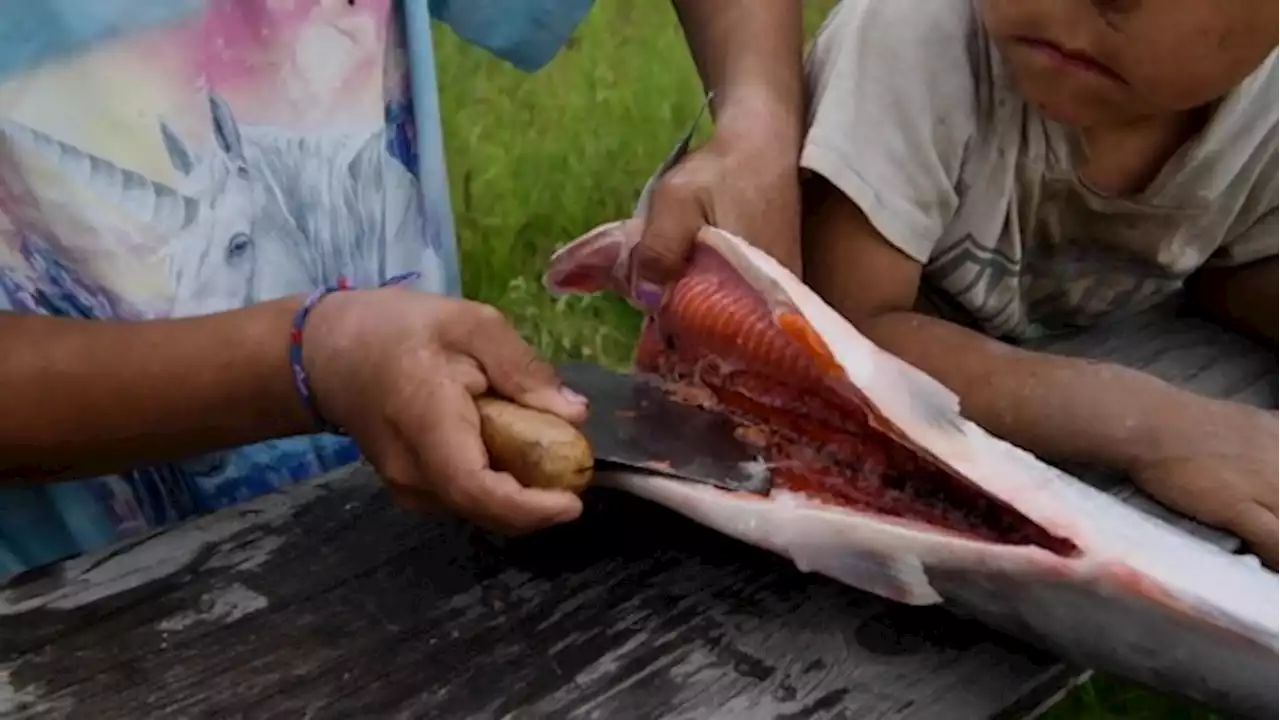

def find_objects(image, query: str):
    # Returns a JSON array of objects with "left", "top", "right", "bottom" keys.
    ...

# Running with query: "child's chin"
[
  {"left": 1010, "top": 71, "right": 1139, "bottom": 129},
  {"left": 1025, "top": 92, "right": 1119, "bottom": 128}
]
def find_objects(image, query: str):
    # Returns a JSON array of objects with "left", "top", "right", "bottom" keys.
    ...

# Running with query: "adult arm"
[
  {"left": 631, "top": 1, "right": 806, "bottom": 289},
  {"left": 803, "top": 178, "right": 1205, "bottom": 474},
  {"left": 671, "top": 0, "right": 805, "bottom": 145},
  {"left": 0, "top": 298, "right": 312, "bottom": 483}
]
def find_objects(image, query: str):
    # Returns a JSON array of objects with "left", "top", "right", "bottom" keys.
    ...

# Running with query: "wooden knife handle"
[{"left": 474, "top": 396, "right": 595, "bottom": 493}]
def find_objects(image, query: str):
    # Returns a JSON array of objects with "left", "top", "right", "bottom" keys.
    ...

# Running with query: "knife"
[{"left": 476, "top": 361, "right": 772, "bottom": 496}]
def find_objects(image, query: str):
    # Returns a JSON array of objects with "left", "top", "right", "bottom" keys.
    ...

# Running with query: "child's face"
[{"left": 980, "top": 0, "right": 1277, "bottom": 128}]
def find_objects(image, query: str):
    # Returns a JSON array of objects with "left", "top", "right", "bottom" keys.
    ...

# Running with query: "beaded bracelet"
[{"left": 288, "top": 271, "right": 421, "bottom": 435}]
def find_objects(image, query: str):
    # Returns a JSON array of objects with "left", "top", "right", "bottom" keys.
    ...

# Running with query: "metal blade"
[{"left": 555, "top": 361, "right": 772, "bottom": 495}]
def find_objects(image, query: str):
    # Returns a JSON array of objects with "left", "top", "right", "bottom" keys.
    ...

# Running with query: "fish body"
[{"left": 542, "top": 220, "right": 1279, "bottom": 718}]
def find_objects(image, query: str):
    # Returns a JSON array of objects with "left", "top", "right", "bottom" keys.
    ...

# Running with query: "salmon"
[{"left": 543, "top": 219, "right": 1279, "bottom": 718}]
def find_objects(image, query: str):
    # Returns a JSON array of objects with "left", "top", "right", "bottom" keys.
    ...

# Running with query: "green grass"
[{"left": 431, "top": 2, "right": 1218, "bottom": 718}]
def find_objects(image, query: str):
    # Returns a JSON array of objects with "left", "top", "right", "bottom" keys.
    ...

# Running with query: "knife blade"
[{"left": 475, "top": 361, "right": 772, "bottom": 496}]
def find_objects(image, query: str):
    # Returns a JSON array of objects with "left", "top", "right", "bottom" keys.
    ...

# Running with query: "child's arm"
[
  {"left": 803, "top": 178, "right": 1205, "bottom": 475},
  {"left": 795, "top": 0, "right": 1195, "bottom": 471},
  {"left": 1187, "top": 256, "right": 1278, "bottom": 347}
]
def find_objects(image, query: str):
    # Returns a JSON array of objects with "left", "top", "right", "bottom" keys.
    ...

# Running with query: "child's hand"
[
  {"left": 1129, "top": 398, "right": 1278, "bottom": 569},
  {"left": 300, "top": 286, "right": 590, "bottom": 535}
]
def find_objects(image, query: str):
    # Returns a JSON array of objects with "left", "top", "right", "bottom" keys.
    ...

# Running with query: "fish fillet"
[{"left": 543, "top": 219, "right": 1279, "bottom": 718}]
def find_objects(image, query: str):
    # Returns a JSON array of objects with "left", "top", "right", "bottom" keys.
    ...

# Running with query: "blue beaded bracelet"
[{"left": 288, "top": 271, "right": 421, "bottom": 435}]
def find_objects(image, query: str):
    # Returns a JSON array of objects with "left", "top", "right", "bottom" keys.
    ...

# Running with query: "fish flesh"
[{"left": 542, "top": 219, "right": 1279, "bottom": 718}]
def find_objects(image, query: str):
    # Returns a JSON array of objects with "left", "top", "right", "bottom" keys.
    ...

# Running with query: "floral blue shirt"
[{"left": 0, "top": 0, "right": 593, "bottom": 581}]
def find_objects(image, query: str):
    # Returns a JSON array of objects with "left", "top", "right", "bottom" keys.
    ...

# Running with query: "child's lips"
[{"left": 1014, "top": 37, "right": 1126, "bottom": 84}]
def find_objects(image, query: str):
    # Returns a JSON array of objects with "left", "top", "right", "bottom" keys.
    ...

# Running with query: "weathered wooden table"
[{"left": 1, "top": 310, "right": 1274, "bottom": 720}]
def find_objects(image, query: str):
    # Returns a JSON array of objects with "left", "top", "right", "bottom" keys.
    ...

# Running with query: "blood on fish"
[{"left": 635, "top": 246, "right": 1077, "bottom": 556}]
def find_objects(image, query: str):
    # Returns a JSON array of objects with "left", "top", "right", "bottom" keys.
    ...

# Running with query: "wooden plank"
[
  {"left": 0, "top": 467, "right": 1067, "bottom": 720},
  {"left": 992, "top": 669, "right": 1093, "bottom": 720}
]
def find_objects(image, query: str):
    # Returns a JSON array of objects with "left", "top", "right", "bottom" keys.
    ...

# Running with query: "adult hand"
[
  {"left": 628, "top": 110, "right": 802, "bottom": 305},
  {"left": 301, "top": 287, "right": 589, "bottom": 535},
  {"left": 1129, "top": 397, "right": 1278, "bottom": 569}
]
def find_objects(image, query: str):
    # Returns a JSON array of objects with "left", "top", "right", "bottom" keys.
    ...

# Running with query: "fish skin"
[{"left": 542, "top": 220, "right": 1279, "bottom": 718}]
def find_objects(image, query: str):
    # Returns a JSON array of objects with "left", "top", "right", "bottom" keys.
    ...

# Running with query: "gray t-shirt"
[{"left": 800, "top": 0, "right": 1278, "bottom": 340}]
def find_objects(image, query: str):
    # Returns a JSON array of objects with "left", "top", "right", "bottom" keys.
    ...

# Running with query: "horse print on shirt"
[
  {"left": 0, "top": 90, "right": 441, "bottom": 518},
  {"left": 0, "top": 92, "right": 446, "bottom": 319}
]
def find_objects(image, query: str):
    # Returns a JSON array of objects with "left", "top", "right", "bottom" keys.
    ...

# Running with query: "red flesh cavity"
[{"left": 637, "top": 247, "right": 1078, "bottom": 557}]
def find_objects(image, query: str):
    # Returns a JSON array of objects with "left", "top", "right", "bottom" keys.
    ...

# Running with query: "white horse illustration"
[
  {"left": 0, "top": 103, "right": 311, "bottom": 318},
  {"left": 157, "top": 95, "right": 316, "bottom": 317},
  {"left": 159, "top": 94, "right": 447, "bottom": 315},
  {"left": 0, "top": 92, "right": 445, "bottom": 320},
  {"left": 0, "top": 118, "right": 202, "bottom": 318}
]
